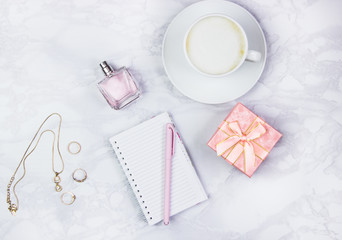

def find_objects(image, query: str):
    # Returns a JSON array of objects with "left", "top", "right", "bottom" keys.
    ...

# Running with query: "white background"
[{"left": 0, "top": 0, "right": 342, "bottom": 239}]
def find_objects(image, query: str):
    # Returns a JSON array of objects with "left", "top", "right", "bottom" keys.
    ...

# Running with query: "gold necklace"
[{"left": 7, "top": 113, "right": 65, "bottom": 215}]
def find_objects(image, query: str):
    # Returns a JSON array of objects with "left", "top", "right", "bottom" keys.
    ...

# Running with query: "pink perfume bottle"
[{"left": 98, "top": 61, "right": 140, "bottom": 110}]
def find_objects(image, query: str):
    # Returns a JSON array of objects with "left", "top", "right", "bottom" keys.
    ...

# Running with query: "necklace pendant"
[
  {"left": 55, "top": 183, "right": 62, "bottom": 192},
  {"left": 54, "top": 174, "right": 62, "bottom": 192},
  {"left": 9, "top": 204, "right": 17, "bottom": 216},
  {"left": 54, "top": 175, "right": 61, "bottom": 183}
]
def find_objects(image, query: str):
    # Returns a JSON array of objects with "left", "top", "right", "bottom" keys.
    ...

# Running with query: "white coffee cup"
[{"left": 184, "top": 14, "right": 262, "bottom": 77}]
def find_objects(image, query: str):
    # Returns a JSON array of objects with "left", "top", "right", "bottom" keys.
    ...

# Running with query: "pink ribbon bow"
[{"left": 216, "top": 121, "right": 266, "bottom": 171}]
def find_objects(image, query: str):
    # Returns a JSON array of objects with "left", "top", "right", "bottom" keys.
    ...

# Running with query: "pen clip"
[{"left": 166, "top": 123, "right": 175, "bottom": 157}]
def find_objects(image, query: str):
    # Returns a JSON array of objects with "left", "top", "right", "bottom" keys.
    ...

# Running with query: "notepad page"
[{"left": 110, "top": 113, "right": 207, "bottom": 225}]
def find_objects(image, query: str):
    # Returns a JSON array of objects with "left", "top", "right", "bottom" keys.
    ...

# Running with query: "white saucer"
[{"left": 162, "top": 0, "right": 267, "bottom": 104}]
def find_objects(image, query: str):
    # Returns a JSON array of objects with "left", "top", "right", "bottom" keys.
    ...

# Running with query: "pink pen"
[{"left": 164, "top": 123, "right": 175, "bottom": 225}]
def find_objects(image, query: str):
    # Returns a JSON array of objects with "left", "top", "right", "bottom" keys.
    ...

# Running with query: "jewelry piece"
[
  {"left": 60, "top": 192, "right": 76, "bottom": 205},
  {"left": 54, "top": 173, "right": 62, "bottom": 192},
  {"left": 7, "top": 113, "right": 65, "bottom": 215},
  {"left": 67, "top": 141, "right": 81, "bottom": 154},
  {"left": 72, "top": 168, "right": 87, "bottom": 183}
]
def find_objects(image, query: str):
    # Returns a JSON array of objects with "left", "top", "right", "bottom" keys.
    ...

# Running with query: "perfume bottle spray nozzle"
[{"left": 100, "top": 61, "right": 114, "bottom": 76}]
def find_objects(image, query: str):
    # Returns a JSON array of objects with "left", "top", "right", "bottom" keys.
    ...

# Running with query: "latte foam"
[{"left": 186, "top": 16, "right": 246, "bottom": 75}]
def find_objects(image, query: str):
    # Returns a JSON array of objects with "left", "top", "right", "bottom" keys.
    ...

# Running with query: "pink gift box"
[{"left": 207, "top": 103, "right": 282, "bottom": 177}]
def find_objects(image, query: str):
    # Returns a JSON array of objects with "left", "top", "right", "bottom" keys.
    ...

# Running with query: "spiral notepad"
[{"left": 109, "top": 112, "right": 207, "bottom": 225}]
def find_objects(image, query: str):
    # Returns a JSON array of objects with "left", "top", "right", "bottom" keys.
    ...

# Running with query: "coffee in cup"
[{"left": 184, "top": 14, "right": 261, "bottom": 77}]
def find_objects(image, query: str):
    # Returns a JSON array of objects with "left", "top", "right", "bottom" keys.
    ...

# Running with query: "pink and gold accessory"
[{"left": 208, "top": 103, "right": 282, "bottom": 177}]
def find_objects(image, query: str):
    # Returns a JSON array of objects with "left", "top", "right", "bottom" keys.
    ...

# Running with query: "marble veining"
[{"left": 0, "top": 0, "right": 341, "bottom": 239}]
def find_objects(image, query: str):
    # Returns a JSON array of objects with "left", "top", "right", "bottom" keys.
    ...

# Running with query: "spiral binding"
[{"left": 114, "top": 140, "right": 153, "bottom": 221}]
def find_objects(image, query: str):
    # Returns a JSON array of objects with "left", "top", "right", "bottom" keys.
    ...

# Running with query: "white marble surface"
[{"left": 1, "top": 0, "right": 342, "bottom": 239}]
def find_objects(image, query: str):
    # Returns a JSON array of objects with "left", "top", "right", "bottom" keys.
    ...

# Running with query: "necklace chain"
[{"left": 7, "top": 113, "right": 64, "bottom": 215}]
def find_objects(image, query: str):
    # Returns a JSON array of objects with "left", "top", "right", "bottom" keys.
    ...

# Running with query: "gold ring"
[
  {"left": 72, "top": 168, "right": 87, "bottom": 183},
  {"left": 60, "top": 192, "right": 76, "bottom": 205},
  {"left": 67, "top": 141, "right": 81, "bottom": 154}
]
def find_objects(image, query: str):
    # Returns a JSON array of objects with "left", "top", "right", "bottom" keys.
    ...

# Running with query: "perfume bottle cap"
[{"left": 100, "top": 61, "right": 114, "bottom": 76}]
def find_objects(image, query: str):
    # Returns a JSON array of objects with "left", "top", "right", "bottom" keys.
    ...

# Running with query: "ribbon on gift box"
[{"left": 216, "top": 121, "right": 267, "bottom": 172}]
